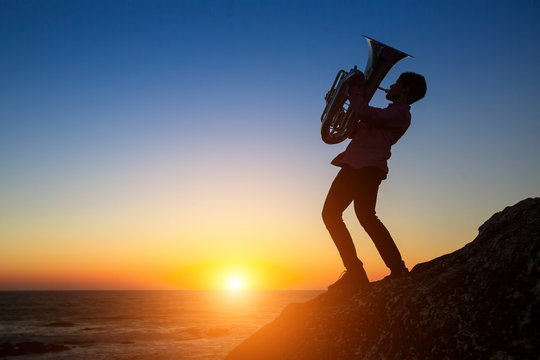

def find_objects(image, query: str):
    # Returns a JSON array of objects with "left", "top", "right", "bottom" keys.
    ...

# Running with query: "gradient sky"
[{"left": 1, "top": 0, "right": 539, "bottom": 290}]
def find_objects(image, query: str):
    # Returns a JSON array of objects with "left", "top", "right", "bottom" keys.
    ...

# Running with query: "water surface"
[{"left": 0, "top": 290, "right": 323, "bottom": 359}]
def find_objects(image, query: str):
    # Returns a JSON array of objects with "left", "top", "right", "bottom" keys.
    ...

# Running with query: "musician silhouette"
[{"left": 322, "top": 72, "right": 426, "bottom": 293}]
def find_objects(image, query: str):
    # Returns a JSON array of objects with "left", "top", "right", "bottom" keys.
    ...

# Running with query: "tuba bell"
[{"left": 320, "top": 36, "right": 412, "bottom": 144}]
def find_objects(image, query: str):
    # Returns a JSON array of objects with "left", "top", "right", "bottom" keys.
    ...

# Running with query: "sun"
[{"left": 227, "top": 276, "right": 244, "bottom": 291}]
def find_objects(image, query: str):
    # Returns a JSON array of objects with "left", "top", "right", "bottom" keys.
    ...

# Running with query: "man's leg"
[
  {"left": 352, "top": 167, "right": 407, "bottom": 274},
  {"left": 322, "top": 167, "right": 364, "bottom": 273}
]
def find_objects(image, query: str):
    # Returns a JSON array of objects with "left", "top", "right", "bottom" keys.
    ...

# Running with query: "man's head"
[{"left": 386, "top": 72, "right": 426, "bottom": 105}]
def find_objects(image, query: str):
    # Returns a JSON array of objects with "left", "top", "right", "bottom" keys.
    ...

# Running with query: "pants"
[{"left": 322, "top": 166, "right": 406, "bottom": 273}]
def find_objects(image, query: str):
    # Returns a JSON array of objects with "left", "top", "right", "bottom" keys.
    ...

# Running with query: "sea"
[{"left": 0, "top": 290, "right": 323, "bottom": 359}]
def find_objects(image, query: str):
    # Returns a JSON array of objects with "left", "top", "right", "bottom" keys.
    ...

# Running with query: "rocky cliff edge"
[{"left": 226, "top": 198, "right": 540, "bottom": 360}]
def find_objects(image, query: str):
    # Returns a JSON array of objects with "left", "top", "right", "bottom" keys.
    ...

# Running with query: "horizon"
[{"left": 1, "top": 0, "right": 539, "bottom": 291}]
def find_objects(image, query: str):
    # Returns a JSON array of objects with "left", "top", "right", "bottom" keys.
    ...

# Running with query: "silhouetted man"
[{"left": 322, "top": 72, "right": 426, "bottom": 292}]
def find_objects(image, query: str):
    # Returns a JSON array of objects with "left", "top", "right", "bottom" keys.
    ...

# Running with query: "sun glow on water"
[{"left": 227, "top": 276, "right": 244, "bottom": 292}]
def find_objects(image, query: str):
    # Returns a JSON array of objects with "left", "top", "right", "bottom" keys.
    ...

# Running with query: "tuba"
[{"left": 320, "top": 36, "right": 411, "bottom": 144}]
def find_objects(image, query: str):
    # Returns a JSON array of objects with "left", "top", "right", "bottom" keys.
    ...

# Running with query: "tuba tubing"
[{"left": 320, "top": 36, "right": 411, "bottom": 144}]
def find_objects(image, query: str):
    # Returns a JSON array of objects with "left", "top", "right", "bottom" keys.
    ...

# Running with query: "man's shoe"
[
  {"left": 383, "top": 267, "right": 409, "bottom": 280},
  {"left": 328, "top": 268, "right": 370, "bottom": 293},
  {"left": 328, "top": 271, "right": 350, "bottom": 291}
]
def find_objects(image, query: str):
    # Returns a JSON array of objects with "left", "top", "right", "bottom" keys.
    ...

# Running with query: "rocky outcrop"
[
  {"left": 226, "top": 198, "right": 540, "bottom": 360},
  {"left": 0, "top": 341, "right": 70, "bottom": 356}
]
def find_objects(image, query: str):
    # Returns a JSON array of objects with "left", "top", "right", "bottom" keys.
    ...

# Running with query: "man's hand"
[
  {"left": 346, "top": 74, "right": 370, "bottom": 115},
  {"left": 347, "top": 83, "right": 368, "bottom": 100},
  {"left": 344, "top": 73, "right": 368, "bottom": 100}
]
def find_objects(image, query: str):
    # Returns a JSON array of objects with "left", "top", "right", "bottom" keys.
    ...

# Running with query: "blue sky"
[{"left": 1, "top": 0, "right": 539, "bottom": 288}]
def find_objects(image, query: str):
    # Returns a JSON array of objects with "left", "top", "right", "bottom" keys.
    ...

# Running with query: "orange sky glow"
[{"left": 2, "top": 1, "right": 539, "bottom": 291}]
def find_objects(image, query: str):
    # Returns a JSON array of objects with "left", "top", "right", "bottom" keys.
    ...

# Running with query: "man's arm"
[{"left": 347, "top": 85, "right": 406, "bottom": 128}]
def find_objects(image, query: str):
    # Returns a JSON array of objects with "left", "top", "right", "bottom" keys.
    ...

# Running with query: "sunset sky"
[{"left": 1, "top": 0, "right": 539, "bottom": 290}]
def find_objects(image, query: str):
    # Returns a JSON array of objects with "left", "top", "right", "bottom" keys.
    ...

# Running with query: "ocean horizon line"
[{"left": 0, "top": 288, "right": 325, "bottom": 292}]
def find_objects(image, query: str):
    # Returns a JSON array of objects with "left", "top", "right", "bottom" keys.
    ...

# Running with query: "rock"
[
  {"left": 0, "top": 341, "right": 70, "bottom": 356},
  {"left": 226, "top": 198, "right": 540, "bottom": 360}
]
